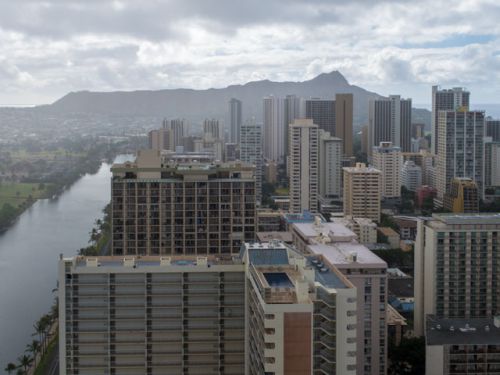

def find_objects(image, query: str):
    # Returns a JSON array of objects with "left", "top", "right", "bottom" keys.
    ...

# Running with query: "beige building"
[
  {"left": 343, "top": 163, "right": 382, "bottom": 222},
  {"left": 290, "top": 220, "right": 388, "bottom": 375},
  {"left": 288, "top": 119, "right": 319, "bottom": 213},
  {"left": 414, "top": 213, "right": 500, "bottom": 336},
  {"left": 59, "top": 241, "right": 358, "bottom": 375},
  {"left": 318, "top": 130, "right": 342, "bottom": 198},
  {"left": 372, "top": 142, "right": 402, "bottom": 199},
  {"left": 111, "top": 150, "right": 256, "bottom": 256},
  {"left": 333, "top": 216, "right": 378, "bottom": 244}
]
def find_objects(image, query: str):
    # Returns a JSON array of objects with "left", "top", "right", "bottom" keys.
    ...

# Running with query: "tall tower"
[
  {"left": 335, "top": 93, "right": 354, "bottom": 157},
  {"left": 305, "top": 98, "right": 335, "bottom": 135},
  {"left": 203, "top": 119, "right": 221, "bottom": 140},
  {"left": 288, "top": 119, "right": 319, "bottom": 213},
  {"left": 229, "top": 98, "right": 242, "bottom": 144},
  {"left": 263, "top": 96, "right": 285, "bottom": 163},
  {"left": 284, "top": 95, "right": 302, "bottom": 158},
  {"left": 240, "top": 120, "right": 263, "bottom": 205},
  {"left": 318, "top": 130, "right": 342, "bottom": 198},
  {"left": 435, "top": 110, "right": 484, "bottom": 205},
  {"left": 372, "top": 141, "right": 402, "bottom": 199},
  {"left": 343, "top": 163, "right": 382, "bottom": 222},
  {"left": 368, "top": 95, "right": 412, "bottom": 159},
  {"left": 169, "top": 118, "right": 189, "bottom": 149},
  {"left": 431, "top": 86, "right": 470, "bottom": 154}
]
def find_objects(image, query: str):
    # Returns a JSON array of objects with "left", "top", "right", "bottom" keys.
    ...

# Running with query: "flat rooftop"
[
  {"left": 432, "top": 213, "right": 500, "bottom": 225},
  {"left": 426, "top": 316, "right": 500, "bottom": 346},
  {"left": 306, "top": 256, "right": 349, "bottom": 289},
  {"left": 308, "top": 241, "right": 387, "bottom": 268},
  {"left": 293, "top": 222, "right": 357, "bottom": 240},
  {"left": 256, "top": 232, "right": 293, "bottom": 243}
]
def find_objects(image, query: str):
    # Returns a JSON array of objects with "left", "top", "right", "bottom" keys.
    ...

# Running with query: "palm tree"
[
  {"left": 4, "top": 363, "right": 17, "bottom": 374},
  {"left": 17, "top": 355, "right": 32, "bottom": 374},
  {"left": 26, "top": 340, "right": 40, "bottom": 368},
  {"left": 33, "top": 320, "right": 46, "bottom": 354}
]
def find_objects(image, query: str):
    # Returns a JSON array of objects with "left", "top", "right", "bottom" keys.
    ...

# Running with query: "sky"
[{"left": 1, "top": 0, "right": 500, "bottom": 106}]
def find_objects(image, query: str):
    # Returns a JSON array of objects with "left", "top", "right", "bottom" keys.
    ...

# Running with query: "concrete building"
[
  {"left": 257, "top": 210, "right": 283, "bottom": 232},
  {"left": 224, "top": 143, "right": 239, "bottom": 162},
  {"left": 288, "top": 119, "right": 319, "bottom": 213},
  {"left": 485, "top": 137, "right": 500, "bottom": 199},
  {"left": 335, "top": 93, "right": 354, "bottom": 157},
  {"left": 416, "top": 185, "right": 437, "bottom": 208},
  {"left": 229, "top": 98, "right": 242, "bottom": 144},
  {"left": 361, "top": 125, "right": 369, "bottom": 156},
  {"left": 332, "top": 216, "right": 378, "bottom": 244},
  {"left": 372, "top": 142, "right": 402, "bottom": 199},
  {"left": 414, "top": 213, "right": 500, "bottom": 336},
  {"left": 432, "top": 86, "right": 470, "bottom": 154},
  {"left": 263, "top": 161, "right": 278, "bottom": 184},
  {"left": 343, "top": 163, "right": 382, "bottom": 222},
  {"left": 59, "top": 241, "right": 358, "bottom": 375},
  {"left": 487, "top": 118, "right": 500, "bottom": 142},
  {"left": 283, "top": 95, "right": 302, "bottom": 158},
  {"left": 443, "top": 177, "right": 479, "bottom": 213},
  {"left": 263, "top": 96, "right": 286, "bottom": 164},
  {"left": 377, "top": 227, "right": 400, "bottom": 249},
  {"left": 111, "top": 150, "right": 256, "bottom": 256},
  {"left": 412, "top": 123, "right": 425, "bottom": 139},
  {"left": 401, "top": 160, "right": 422, "bottom": 192},
  {"left": 148, "top": 128, "right": 173, "bottom": 151},
  {"left": 318, "top": 130, "right": 342, "bottom": 198},
  {"left": 368, "top": 95, "right": 412, "bottom": 159},
  {"left": 426, "top": 316, "right": 500, "bottom": 375},
  {"left": 240, "top": 121, "right": 263, "bottom": 205},
  {"left": 402, "top": 151, "right": 435, "bottom": 187},
  {"left": 290, "top": 220, "right": 388, "bottom": 375},
  {"left": 435, "top": 110, "right": 484, "bottom": 205},
  {"left": 203, "top": 119, "right": 221, "bottom": 141},
  {"left": 168, "top": 119, "right": 189, "bottom": 149},
  {"left": 305, "top": 98, "right": 335, "bottom": 135}
]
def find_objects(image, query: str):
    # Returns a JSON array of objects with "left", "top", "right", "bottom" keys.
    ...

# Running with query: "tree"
[
  {"left": 388, "top": 337, "right": 425, "bottom": 375},
  {"left": 17, "top": 355, "right": 32, "bottom": 374},
  {"left": 4, "top": 363, "right": 17, "bottom": 374},
  {"left": 26, "top": 340, "right": 40, "bottom": 368}
]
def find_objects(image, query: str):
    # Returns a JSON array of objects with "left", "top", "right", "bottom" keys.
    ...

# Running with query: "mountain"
[{"left": 45, "top": 71, "right": 430, "bottom": 129}]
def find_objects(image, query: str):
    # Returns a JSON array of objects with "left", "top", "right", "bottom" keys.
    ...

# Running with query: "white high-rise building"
[
  {"left": 431, "top": 86, "right": 470, "bottom": 154},
  {"left": 169, "top": 118, "right": 189, "bottom": 149},
  {"left": 203, "top": 119, "right": 221, "bottom": 141},
  {"left": 401, "top": 160, "right": 422, "bottom": 192},
  {"left": 240, "top": 120, "right": 263, "bottom": 205},
  {"left": 372, "top": 142, "right": 402, "bottom": 199},
  {"left": 318, "top": 130, "right": 342, "bottom": 198},
  {"left": 263, "top": 96, "right": 286, "bottom": 163},
  {"left": 435, "top": 110, "right": 485, "bottom": 205},
  {"left": 288, "top": 119, "right": 319, "bottom": 213}
]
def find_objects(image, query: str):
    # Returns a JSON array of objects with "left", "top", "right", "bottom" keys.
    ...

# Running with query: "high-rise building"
[
  {"left": 414, "top": 213, "right": 500, "bottom": 336},
  {"left": 284, "top": 95, "right": 302, "bottom": 157},
  {"left": 290, "top": 220, "right": 388, "bottom": 375},
  {"left": 59, "top": 241, "right": 359, "bottom": 375},
  {"left": 335, "top": 93, "right": 354, "bottom": 157},
  {"left": 111, "top": 150, "right": 256, "bottom": 256},
  {"left": 372, "top": 142, "right": 402, "bottom": 199},
  {"left": 486, "top": 118, "right": 500, "bottom": 142},
  {"left": 443, "top": 177, "right": 479, "bottom": 213},
  {"left": 263, "top": 96, "right": 286, "bottom": 163},
  {"left": 229, "top": 98, "right": 242, "bottom": 144},
  {"left": 485, "top": 137, "right": 500, "bottom": 198},
  {"left": 240, "top": 120, "right": 263, "bottom": 205},
  {"left": 169, "top": 118, "right": 189, "bottom": 149},
  {"left": 401, "top": 160, "right": 422, "bottom": 192},
  {"left": 361, "top": 125, "right": 369, "bottom": 155},
  {"left": 148, "top": 128, "right": 173, "bottom": 151},
  {"left": 368, "top": 95, "right": 412, "bottom": 159},
  {"left": 318, "top": 130, "right": 342, "bottom": 198},
  {"left": 431, "top": 86, "right": 470, "bottom": 154},
  {"left": 412, "top": 123, "right": 425, "bottom": 139},
  {"left": 402, "top": 150, "right": 436, "bottom": 187},
  {"left": 343, "top": 163, "right": 382, "bottom": 222},
  {"left": 203, "top": 119, "right": 221, "bottom": 141},
  {"left": 305, "top": 98, "right": 335, "bottom": 135},
  {"left": 288, "top": 119, "right": 319, "bottom": 213},
  {"left": 435, "top": 110, "right": 485, "bottom": 205}
]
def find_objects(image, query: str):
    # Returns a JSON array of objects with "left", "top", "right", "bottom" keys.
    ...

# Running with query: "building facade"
[
  {"left": 372, "top": 142, "right": 402, "bottom": 199},
  {"left": 229, "top": 98, "right": 242, "bottom": 144},
  {"left": 111, "top": 150, "right": 256, "bottom": 256},
  {"left": 343, "top": 163, "right": 382, "bottom": 222},
  {"left": 288, "top": 119, "right": 319, "bottom": 213},
  {"left": 443, "top": 177, "right": 479, "bottom": 213},
  {"left": 263, "top": 96, "right": 286, "bottom": 164},
  {"left": 335, "top": 93, "right": 354, "bottom": 157},
  {"left": 318, "top": 130, "right": 342, "bottom": 198},
  {"left": 240, "top": 121, "right": 263, "bottom": 205},
  {"left": 401, "top": 160, "right": 422, "bottom": 192},
  {"left": 305, "top": 98, "right": 335, "bottom": 136}
]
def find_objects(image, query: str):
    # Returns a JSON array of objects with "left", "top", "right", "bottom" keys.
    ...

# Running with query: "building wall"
[
  {"left": 240, "top": 121, "right": 263, "bottom": 205},
  {"left": 318, "top": 131, "right": 342, "bottom": 197},
  {"left": 372, "top": 142, "right": 402, "bottom": 199},
  {"left": 335, "top": 93, "right": 354, "bottom": 157},
  {"left": 426, "top": 345, "right": 444, "bottom": 375},
  {"left": 343, "top": 164, "right": 382, "bottom": 222}
]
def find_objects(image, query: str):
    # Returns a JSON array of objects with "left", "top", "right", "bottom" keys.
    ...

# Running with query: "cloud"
[{"left": 0, "top": 0, "right": 499, "bottom": 104}]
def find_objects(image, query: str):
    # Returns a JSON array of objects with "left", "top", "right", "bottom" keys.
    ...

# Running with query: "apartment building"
[
  {"left": 111, "top": 150, "right": 256, "bottom": 256},
  {"left": 59, "top": 241, "right": 358, "bottom": 375},
  {"left": 443, "top": 177, "right": 479, "bottom": 213},
  {"left": 290, "top": 219, "right": 388, "bottom": 375},
  {"left": 372, "top": 142, "right": 402, "bottom": 199},
  {"left": 343, "top": 163, "right": 382, "bottom": 222},
  {"left": 414, "top": 213, "right": 500, "bottom": 336}
]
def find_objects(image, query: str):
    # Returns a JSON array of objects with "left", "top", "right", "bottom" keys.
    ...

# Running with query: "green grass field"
[{"left": 0, "top": 183, "right": 53, "bottom": 209}]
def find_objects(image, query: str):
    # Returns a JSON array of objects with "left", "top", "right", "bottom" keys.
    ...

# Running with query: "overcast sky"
[{"left": 1, "top": 0, "right": 499, "bottom": 106}]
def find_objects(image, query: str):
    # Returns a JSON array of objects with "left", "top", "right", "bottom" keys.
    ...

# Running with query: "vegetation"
[
  {"left": 33, "top": 335, "right": 58, "bottom": 375},
  {"left": 399, "top": 186, "right": 416, "bottom": 214},
  {"left": 388, "top": 336, "right": 426, "bottom": 375}
]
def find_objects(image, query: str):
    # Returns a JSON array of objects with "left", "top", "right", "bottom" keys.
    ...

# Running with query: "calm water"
[{"left": 0, "top": 155, "right": 132, "bottom": 368}]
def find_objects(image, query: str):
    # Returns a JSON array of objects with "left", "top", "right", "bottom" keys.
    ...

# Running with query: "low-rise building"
[
  {"left": 332, "top": 216, "right": 378, "bottom": 244},
  {"left": 377, "top": 227, "right": 401, "bottom": 249}
]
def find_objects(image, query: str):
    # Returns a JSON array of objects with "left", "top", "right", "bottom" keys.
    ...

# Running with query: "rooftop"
[
  {"left": 256, "top": 232, "right": 293, "bottom": 243},
  {"left": 306, "top": 256, "right": 349, "bottom": 289},
  {"left": 426, "top": 316, "right": 500, "bottom": 346},
  {"left": 378, "top": 227, "right": 400, "bottom": 237},
  {"left": 308, "top": 241, "right": 387, "bottom": 268},
  {"left": 293, "top": 221, "right": 357, "bottom": 241},
  {"left": 431, "top": 213, "right": 500, "bottom": 225}
]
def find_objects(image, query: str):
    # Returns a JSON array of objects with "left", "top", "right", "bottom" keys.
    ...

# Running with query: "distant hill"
[{"left": 44, "top": 71, "right": 430, "bottom": 129}]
